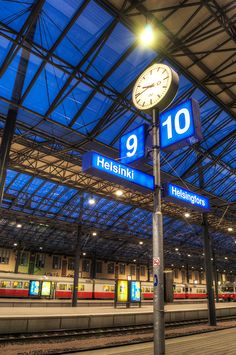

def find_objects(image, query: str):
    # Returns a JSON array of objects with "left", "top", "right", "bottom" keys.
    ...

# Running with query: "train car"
[
  {"left": 55, "top": 278, "right": 93, "bottom": 299},
  {"left": 141, "top": 282, "right": 153, "bottom": 299},
  {"left": 218, "top": 283, "right": 236, "bottom": 301},
  {"left": 184, "top": 284, "right": 207, "bottom": 299},
  {"left": 173, "top": 283, "right": 185, "bottom": 299},
  {"left": 93, "top": 279, "right": 115, "bottom": 299}
]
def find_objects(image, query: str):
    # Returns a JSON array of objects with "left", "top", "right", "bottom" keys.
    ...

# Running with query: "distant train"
[{"left": 0, "top": 272, "right": 235, "bottom": 301}]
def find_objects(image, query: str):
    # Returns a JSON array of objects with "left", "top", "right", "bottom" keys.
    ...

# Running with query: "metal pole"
[
  {"left": 152, "top": 108, "right": 165, "bottom": 355},
  {"left": 72, "top": 224, "right": 82, "bottom": 307},
  {"left": 202, "top": 213, "right": 216, "bottom": 325},
  {"left": 212, "top": 249, "right": 219, "bottom": 303}
]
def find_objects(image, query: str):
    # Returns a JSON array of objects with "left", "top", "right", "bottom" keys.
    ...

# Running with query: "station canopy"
[{"left": 0, "top": 0, "right": 235, "bottom": 273}]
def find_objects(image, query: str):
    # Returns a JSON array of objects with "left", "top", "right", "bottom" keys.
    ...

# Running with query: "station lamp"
[
  {"left": 175, "top": 248, "right": 179, "bottom": 251},
  {"left": 92, "top": 232, "right": 97, "bottom": 236},
  {"left": 88, "top": 198, "right": 96, "bottom": 205},
  {"left": 133, "top": 259, "right": 136, "bottom": 262},
  {"left": 224, "top": 257, "right": 228, "bottom": 260},
  {"left": 82, "top": 252, "right": 86, "bottom": 256},
  {"left": 115, "top": 190, "right": 123, "bottom": 197},
  {"left": 184, "top": 213, "right": 190, "bottom": 218},
  {"left": 139, "top": 241, "right": 143, "bottom": 245},
  {"left": 16, "top": 223, "right": 22, "bottom": 228},
  {"left": 139, "top": 24, "right": 155, "bottom": 46},
  {"left": 187, "top": 254, "right": 191, "bottom": 257},
  {"left": 228, "top": 227, "right": 233, "bottom": 232},
  {"left": 13, "top": 243, "right": 17, "bottom": 246}
]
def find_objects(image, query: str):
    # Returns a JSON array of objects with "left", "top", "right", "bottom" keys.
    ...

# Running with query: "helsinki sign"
[
  {"left": 163, "top": 183, "right": 210, "bottom": 211},
  {"left": 82, "top": 151, "right": 154, "bottom": 194}
]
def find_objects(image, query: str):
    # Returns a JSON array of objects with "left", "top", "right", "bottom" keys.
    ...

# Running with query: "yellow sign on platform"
[
  {"left": 41, "top": 281, "right": 51, "bottom": 296},
  {"left": 117, "top": 280, "right": 128, "bottom": 302}
]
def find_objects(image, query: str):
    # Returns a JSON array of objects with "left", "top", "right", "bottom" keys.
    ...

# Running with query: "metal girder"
[{"left": 202, "top": 0, "right": 236, "bottom": 42}]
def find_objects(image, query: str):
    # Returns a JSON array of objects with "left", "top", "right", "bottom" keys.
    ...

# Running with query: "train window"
[
  {"left": 20, "top": 252, "right": 28, "bottom": 266},
  {"left": 12, "top": 281, "right": 23, "bottom": 289},
  {"left": 68, "top": 284, "right": 73, "bottom": 291},
  {"left": 58, "top": 283, "right": 67, "bottom": 291},
  {"left": 68, "top": 258, "right": 74, "bottom": 270},
  {"left": 119, "top": 264, "right": 125, "bottom": 275},
  {"left": 24, "top": 282, "right": 29, "bottom": 289},
  {"left": 111, "top": 286, "right": 115, "bottom": 292},
  {"left": 130, "top": 265, "right": 136, "bottom": 276},
  {"left": 151, "top": 288, "right": 153, "bottom": 292},
  {"left": 52, "top": 255, "right": 62, "bottom": 270},
  {"left": 78, "top": 284, "right": 84, "bottom": 291},
  {"left": 0, "top": 281, "right": 9, "bottom": 288},
  {"left": 140, "top": 266, "right": 146, "bottom": 277},
  {"left": 96, "top": 261, "right": 103, "bottom": 274},
  {"left": 35, "top": 253, "right": 45, "bottom": 268},
  {"left": 145, "top": 287, "right": 150, "bottom": 292},
  {"left": 176, "top": 288, "right": 182, "bottom": 293},
  {"left": 0, "top": 248, "right": 10, "bottom": 264},
  {"left": 103, "top": 285, "right": 110, "bottom": 292},
  {"left": 141, "top": 287, "right": 145, "bottom": 293}
]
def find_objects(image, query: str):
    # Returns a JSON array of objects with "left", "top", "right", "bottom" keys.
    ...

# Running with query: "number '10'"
[{"left": 162, "top": 108, "right": 190, "bottom": 139}]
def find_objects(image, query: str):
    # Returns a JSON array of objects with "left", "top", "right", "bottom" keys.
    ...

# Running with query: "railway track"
[{"left": 0, "top": 315, "right": 235, "bottom": 344}]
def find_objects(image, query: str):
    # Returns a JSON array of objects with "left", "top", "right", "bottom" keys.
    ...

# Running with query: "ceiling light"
[
  {"left": 228, "top": 227, "right": 233, "bottom": 232},
  {"left": 13, "top": 243, "right": 17, "bottom": 246},
  {"left": 39, "top": 247, "right": 43, "bottom": 250},
  {"left": 115, "top": 190, "right": 123, "bottom": 197},
  {"left": 191, "top": 266, "right": 194, "bottom": 269},
  {"left": 16, "top": 223, "right": 22, "bottom": 228},
  {"left": 82, "top": 252, "right": 86, "bottom": 256},
  {"left": 211, "top": 258, "right": 213, "bottom": 261},
  {"left": 139, "top": 241, "right": 143, "bottom": 245},
  {"left": 175, "top": 248, "right": 179, "bottom": 251},
  {"left": 171, "top": 264, "right": 174, "bottom": 267},
  {"left": 182, "top": 265, "right": 184, "bottom": 268},
  {"left": 223, "top": 270, "right": 226, "bottom": 272},
  {"left": 187, "top": 254, "right": 191, "bottom": 257},
  {"left": 133, "top": 259, "right": 136, "bottom": 262},
  {"left": 184, "top": 213, "right": 190, "bottom": 218},
  {"left": 225, "top": 257, "right": 228, "bottom": 260},
  {"left": 88, "top": 198, "right": 95, "bottom": 205},
  {"left": 140, "top": 24, "right": 155, "bottom": 46},
  {"left": 92, "top": 232, "right": 97, "bottom": 236}
]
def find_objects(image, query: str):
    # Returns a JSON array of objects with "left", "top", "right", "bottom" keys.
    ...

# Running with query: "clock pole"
[{"left": 152, "top": 108, "right": 165, "bottom": 355}]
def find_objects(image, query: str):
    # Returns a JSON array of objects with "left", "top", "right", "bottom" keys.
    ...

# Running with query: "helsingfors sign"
[{"left": 163, "top": 183, "right": 210, "bottom": 211}]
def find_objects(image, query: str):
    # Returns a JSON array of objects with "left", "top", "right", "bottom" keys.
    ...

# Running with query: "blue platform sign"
[
  {"left": 82, "top": 151, "right": 154, "bottom": 194},
  {"left": 160, "top": 98, "right": 202, "bottom": 151},
  {"left": 120, "top": 124, "right": 149, "bottom": 164},
  {"left": 163, "top": 183, "right": 210, "bottom": 211},
  {"left": 130, "top": 281, "right": 141, "bottom": 302}
]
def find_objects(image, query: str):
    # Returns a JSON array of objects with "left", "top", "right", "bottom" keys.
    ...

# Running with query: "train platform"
[
  {"left": 0, "top": 302, "right": 235, "bottom": 334},
  {"left": 76, "top": 327, "right": 236, "bottom": 355},
  {"left": 0, "top": 298, "right": 207, "bottom": 308}
]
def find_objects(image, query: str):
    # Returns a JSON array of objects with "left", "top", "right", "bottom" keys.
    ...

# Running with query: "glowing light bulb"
[{"left": 140, "top": 24, "right": 154, "bottom": 46}]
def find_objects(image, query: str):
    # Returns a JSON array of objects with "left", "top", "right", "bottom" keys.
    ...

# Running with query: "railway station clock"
[{"left": 132, "top": 63, "right": 179, "bottom": 112}]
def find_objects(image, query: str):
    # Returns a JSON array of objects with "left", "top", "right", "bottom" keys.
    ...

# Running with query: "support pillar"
[
  {"left": 202, "top": 213, "right": 216, "bottom": 325},
  {"left": 72, "top": 225, "right": 82, "bottom": 307}
]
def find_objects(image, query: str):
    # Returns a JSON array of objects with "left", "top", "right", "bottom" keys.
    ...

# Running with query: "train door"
[{"left": 61, "top": 259, "right": 67, "bottom": 277}]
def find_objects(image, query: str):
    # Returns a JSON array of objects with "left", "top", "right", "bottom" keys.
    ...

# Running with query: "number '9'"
[{"left": 126, "top": 134, "right": 137, "bottom": 157}]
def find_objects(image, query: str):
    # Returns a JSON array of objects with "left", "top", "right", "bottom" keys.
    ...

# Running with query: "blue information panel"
[
  {"left": 82, "top": 151, "right": 154, "bottom": 194},
  {"left": 29, "top": 280, "right": 40, "bottom": 296},
  {"left": 163, "top": 183, "right": 210, "bottom": 211},
  {"left": 160, "top": 98, "right": 202, "bottom": 151},
  {"left": 130, "top": 281, "right": 141, "bottom": 302},
  {"left": 120, "top": 125, "right": 148, "bottom": 164}
]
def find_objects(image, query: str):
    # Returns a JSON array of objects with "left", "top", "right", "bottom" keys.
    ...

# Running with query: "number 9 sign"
[
  {"left": 120, "top": 125, "right": 148, "bottom": 164},
  {"left": 160, "top": 98, "right": 202, "bottom": 151}
]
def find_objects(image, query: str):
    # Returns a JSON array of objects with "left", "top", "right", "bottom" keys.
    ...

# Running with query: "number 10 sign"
[{"left": 160, "top": 98, "right": 202, "bottom": 151}]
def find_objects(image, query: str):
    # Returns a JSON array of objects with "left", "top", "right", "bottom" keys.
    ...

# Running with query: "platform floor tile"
[{"left": 76, "top": 327, "right": 236, "bottom": 355}]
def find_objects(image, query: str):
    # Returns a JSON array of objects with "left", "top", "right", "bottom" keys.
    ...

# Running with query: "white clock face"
[{"left": 132, "top": 63, "right": 174, "bottom": 111}]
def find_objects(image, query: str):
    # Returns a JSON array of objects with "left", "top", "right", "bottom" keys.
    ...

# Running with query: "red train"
[{"left": 0, "top": 272, "right": 235, "bottom": 301}]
